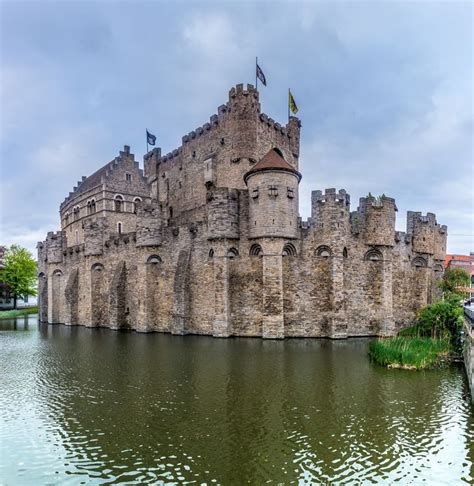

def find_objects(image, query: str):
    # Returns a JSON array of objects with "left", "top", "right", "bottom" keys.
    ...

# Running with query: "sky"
[{"left": 0, "top": 0, "right": 472, "bottom": 256}]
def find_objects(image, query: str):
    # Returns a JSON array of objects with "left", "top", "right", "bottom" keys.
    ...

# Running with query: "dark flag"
[
  {"left": 256, "top": 63, "right": 267, "bottom": 86},
  {"left": 146, "top": 130, "right": 156, "bottom": 146}
]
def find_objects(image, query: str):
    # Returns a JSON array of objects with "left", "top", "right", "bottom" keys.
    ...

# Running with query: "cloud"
[{"left": 0, "top": 0, "right": 472, "bottom": 256}]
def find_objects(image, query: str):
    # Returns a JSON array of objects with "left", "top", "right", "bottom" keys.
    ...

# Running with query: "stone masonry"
[{"left": 37, "top": 83, "right": 448, "bottom": 339}]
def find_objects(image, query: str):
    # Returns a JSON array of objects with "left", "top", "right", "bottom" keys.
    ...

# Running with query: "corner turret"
[{"left": 244, "top": 148, "right": 301, "bottom": 239}]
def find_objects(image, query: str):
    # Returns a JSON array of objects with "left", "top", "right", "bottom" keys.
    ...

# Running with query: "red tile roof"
[{"left": 244, "top": 149, "right": 301, "bottom": 183}]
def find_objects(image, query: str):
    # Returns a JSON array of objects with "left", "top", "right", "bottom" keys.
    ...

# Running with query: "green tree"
[
  {"left": 439, "top": 267, "right": 470, "bottom": 298},
  {"left": 0, "top": 245, "right": 37, "bottom": 309}
]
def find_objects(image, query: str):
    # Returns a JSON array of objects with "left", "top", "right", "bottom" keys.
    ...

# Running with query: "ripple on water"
[{"left": 0, "top": 318, "right": 473, "bottom": 484}]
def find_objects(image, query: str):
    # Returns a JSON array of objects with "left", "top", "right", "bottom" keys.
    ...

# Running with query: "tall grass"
[
  {"left": 369, "top": 336, "right": 451, "bottom": 369},
  {"left": 0, "top": 307, "right": 38, "bottom": 319}
]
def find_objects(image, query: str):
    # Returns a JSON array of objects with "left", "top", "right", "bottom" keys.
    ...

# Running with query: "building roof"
[{"left": 244, "top": 148, "right": 302, "bottom": 183}]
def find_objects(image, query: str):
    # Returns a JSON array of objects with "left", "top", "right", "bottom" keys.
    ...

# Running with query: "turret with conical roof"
[{"left": 244, "top": 148, "right": 301, "bottom": 240}]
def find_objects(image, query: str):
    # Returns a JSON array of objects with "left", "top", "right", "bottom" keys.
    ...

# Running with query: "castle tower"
[
  {"left": 244, "top": 149, "right": 302, "bottom": 339},
  {"left": 244, "top": 148, "right": 301, "bottom": 240}
]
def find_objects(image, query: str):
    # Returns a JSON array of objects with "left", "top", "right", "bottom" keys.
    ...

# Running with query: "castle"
[{"left": 37, "top": 84, "right": 447, "bottom": 339}]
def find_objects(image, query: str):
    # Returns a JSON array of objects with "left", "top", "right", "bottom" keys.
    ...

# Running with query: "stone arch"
[
  {"left": 38, "top": 272, "right": 48, "bottom": 322},
  {"left": 91, "top": 263, "right": 106, "bottom": 326},
  {"left": 133, "top": 197, "right": 142, "bottom": 214},
  {"left": 109, "top": 262, "right": 127, "bottom": 329},
  {"left": 227, "top": 247, "right": 239, "bottom": 259},
  {"left": 282, "top": 242, "right": 297, "bottom": 257},
  {"left": 146, "top": 254, "right": 162, "bottom": 264},
  {"left": 114, "top": 194, "right": 124, "bottom": 212},
  {"left": 316, "top": 245, "right": 332, "bottom": 257},
  {"left": 146, "top": 255, "right": 162, "bottom": 328},
  {"left": 249, "top": 244, "right": 263, "bottom": 257},
  {"left": 364, "top": 248, "right": 383, "bottom": 262},
  {"left": 412, "top": 256, "right": 428, "bottom": 268},
  {"left": 65, "top": 269, "right": 79, "bottom": 325},
  {"left": 51, "top": 269, "right": 63, "bottom": 323}
]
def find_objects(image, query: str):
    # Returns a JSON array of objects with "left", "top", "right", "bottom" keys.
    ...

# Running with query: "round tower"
[{"left": 244, "top": 148, "right": 301, "bottom": 239}]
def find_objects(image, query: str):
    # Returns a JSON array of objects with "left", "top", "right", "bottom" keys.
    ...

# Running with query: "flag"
[
  {"left": 146, "top": 130, "right": 156, "bottom": 146},
  {"left": 289, "top": 89, "right": 298, "bottom": 115},
  {"left": 256, "top": 63, "right": 267, "bottom": 86}
]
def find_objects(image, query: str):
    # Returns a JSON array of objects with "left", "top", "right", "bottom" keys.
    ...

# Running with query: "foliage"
[
  {"left": 0, "top": 307, "right": 38, "bottom": 319},
  {"left": 369, "top": 337, "right": 451, "bottom": 369},
  {"left": 439, "top": 267, "right": 470, "bottom": 298},
  {"left": 397, "top": 294, "right": 463, "bottom": 351},
  {"left": 0, "top": 245, "right": 37, "bottom": 309}
]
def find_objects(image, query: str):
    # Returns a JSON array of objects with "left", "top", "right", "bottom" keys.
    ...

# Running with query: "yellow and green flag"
[{"left": 289, "top": 89, "right": 298, "bottom": 115}]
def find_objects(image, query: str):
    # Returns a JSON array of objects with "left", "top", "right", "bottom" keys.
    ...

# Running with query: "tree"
[
  {"left": 439, "top": 267, "right": 470, "bottom": 298},
  {"left": 0, "top": 245, "right": 37, "bottom": 309}
]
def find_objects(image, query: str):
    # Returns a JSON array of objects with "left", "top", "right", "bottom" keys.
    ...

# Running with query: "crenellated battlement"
[
  {"left": 38, "top": 82, "right": 447, "bottom": 339},
  {"left": 312, "top": 188, "right": 350, "bottom": 206},
  {"left": 407, "top": 211, "right": 447, "bottom": 256}
]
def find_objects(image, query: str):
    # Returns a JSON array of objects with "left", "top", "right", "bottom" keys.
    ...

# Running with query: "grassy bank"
[
  {"left": 369, "top": 336, "right": 451, "bottom": 370},
  {"left": 0, "top": 307, "right": 38, "bottom": 319}
]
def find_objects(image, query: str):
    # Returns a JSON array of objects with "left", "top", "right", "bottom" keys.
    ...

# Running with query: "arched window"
[
  {"left": 343, "top": 247, "right": 348, "bottom": 258},
  {"left": 412, "top": 256, "right": 427, "bottom": 268},
  {"left": 117, "top": 222, "right": 122, "bottom": 234},
  {"left": 114, "top": 195, "right": 124, "bottom": 212},
  {"left": 316, "top": 245, "right": 332, "bottom": 257},
  {"left": 227, "top": 247, "right": 239, "bottom": 259},
  {"left": 146, "top": 255, "right": 162, "bottom": 264},
  {"left": 133, "top": 197, "right": 142, "bottom": 214},
  {"left": 282, "top": 243, "right": 297, "bottom": 257},
  {"left": 91, "top": 263, "right": 104, "bottom": 272},
  {"left": 249, "top": 244, "right": 263, "bottom": 257},
  {"left": 64, "top": 213, "right": 69, "bottom": 225},
  {"left": 272, "top": 147, "right": 284, "bottom": 158},
  {"left": 208, "top": 249, "right": 214, "bottom": 259},
  {"left": 73, "top": 206, "right": 80, "bottom": 221},
  {"left": 364, "top": 248, "right": 383, "bottom": 262},
  {"left": 53, "top": 269, "right": 63, "bottom": 277},
  {"left": 90, "top": 199, "right": 96, "bottom": 214},
  {"left": 75, "top": 230, "right": 79, "bottom": 244}
]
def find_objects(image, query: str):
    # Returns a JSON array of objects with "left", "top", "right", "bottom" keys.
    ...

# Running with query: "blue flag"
[{"left": 146, "top": 130, "right": 156, "bottom": 146}]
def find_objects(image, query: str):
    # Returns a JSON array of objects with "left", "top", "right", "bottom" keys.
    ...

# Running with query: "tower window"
[
  {"left": 287, "top": 187, "right": 294, "bottom": 199},
  {"left": 133, "top": 197, "right": 142, "bottom": 214},
  {"left": 268, "top": 186, "right": 278, "bottom": 197},
  {"left": 252, "top": 188, "right": 259, "bottom": 199},
  {"left": 117, "top": 222, "right": 122, "bottom": 234},
  {"left": 114, "top": 195, "right": 124, "bottom": 212},
  {"left": 126, "top": 173, "right": 132, "bottom": 182}
]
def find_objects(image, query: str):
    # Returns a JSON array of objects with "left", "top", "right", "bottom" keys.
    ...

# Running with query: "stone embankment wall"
[{"left": 463, "top": 308, "right": 474, "bottom": 400}]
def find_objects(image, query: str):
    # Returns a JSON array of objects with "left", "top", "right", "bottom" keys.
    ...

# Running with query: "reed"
[{"left": 369, "top": 336, "right": 451, "bottom": 369}]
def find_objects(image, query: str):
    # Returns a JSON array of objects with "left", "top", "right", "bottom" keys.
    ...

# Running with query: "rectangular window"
[
  {"left": 268, "top": 185, "right": 278, "bottom": 197},
  {"left": 126, "top": 173, "right": 132, "bottom": 182},
  {"left": 252, "top": 188, "right": 259, "bottom": 199},
  {"left": 287, "top": 187, "right": 294, "bottom": 199}
]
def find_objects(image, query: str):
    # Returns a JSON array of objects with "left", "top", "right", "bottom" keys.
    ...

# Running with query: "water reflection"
[{"left": 1, "top": 316, "right": 473, "bottom": 484}]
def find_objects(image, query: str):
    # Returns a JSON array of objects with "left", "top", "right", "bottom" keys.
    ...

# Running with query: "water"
[{"left": 1, "top": 315, "right": 473, "bottom": 485}]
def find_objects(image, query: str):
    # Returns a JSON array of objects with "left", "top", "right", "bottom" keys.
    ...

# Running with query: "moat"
[{"left": 1, "top": 316, "right": 473, "bottom": 484}]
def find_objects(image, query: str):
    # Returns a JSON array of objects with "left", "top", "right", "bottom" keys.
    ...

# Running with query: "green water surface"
[{"left": 1, "top": 315, "right": 473, "bottom": 484}]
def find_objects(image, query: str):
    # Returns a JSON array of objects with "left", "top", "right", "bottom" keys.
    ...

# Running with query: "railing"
[{"left": 465, "top": 306, "right": 474, "bottom": 326}]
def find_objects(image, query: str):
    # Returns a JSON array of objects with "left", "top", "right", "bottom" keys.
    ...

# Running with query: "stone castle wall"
[{"left": 37, "top": 84, "right": 447, "bottom": 339}]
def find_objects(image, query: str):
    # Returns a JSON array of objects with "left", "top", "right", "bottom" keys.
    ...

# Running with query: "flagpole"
[{"left": 288, "top": 89, "right": 290, "bottom": 122}]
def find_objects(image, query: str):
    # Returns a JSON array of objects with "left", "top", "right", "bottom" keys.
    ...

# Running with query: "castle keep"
[{"left": 37, "top": 84, "right": 447, "bottom": 338}]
